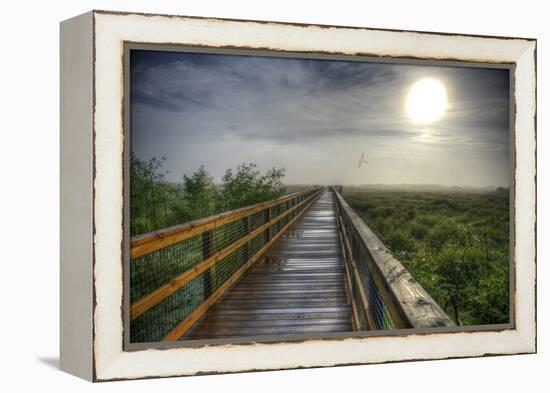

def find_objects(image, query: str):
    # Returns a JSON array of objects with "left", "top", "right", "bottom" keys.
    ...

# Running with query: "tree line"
[{"left": 130, "top": 153, "right": 286, "bottom": 236}]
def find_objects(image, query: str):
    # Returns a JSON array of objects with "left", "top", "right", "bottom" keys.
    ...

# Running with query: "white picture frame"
[{"left": 60, "top": 10, "right": 536, "bottom": 381}]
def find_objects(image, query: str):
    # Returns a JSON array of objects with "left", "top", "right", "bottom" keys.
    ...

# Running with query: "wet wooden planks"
[{"left": 184, "top": 190, "right": 352, "bottom": 340}]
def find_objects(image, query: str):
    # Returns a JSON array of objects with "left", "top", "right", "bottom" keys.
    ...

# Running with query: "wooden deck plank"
[
  {"left": 201, "top": 311, "right": 351, "bottom": 321},
  {"left": 196, "top": 318, "right": 350, "bottom": 328},
  {"left": 184, "top": 190, "right": 353, "bottom": 340},
  {"left": 188, "top": 324, "right": 352, "bottom": 338},
  {"left": 211, "top": 299, "right": 349, "bottom": 308}
]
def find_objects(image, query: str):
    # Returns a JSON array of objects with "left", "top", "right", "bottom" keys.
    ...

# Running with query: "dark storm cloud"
[{"left": 130, "top": 50, "right": 510, "bottom": 187}]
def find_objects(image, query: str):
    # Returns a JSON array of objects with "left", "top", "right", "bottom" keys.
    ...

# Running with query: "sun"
[{"left": 406, "top": 78, "right": 448, "bottom": 124}]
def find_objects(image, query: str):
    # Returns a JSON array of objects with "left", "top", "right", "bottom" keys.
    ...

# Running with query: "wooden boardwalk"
[{"left": 185, "top": 190, "right": 352, "bottom": 340}]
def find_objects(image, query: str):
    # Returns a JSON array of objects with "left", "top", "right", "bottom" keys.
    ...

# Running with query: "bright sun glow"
[{"left": 406, "top": 78, "right": 448, "bottom": 124}]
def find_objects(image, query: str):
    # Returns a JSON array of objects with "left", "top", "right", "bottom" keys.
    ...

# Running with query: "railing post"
[
  {"left": 264, "top": 207, "right": 272, "bottom": 243},
  {"left": 242, "top": 216, "right": 250, "bottom": 262},
  {"left": 202, "top": 230, "right": 215, "bottom": 297}
]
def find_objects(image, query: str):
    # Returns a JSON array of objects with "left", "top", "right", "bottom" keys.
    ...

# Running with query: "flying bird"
[{"left": 357, "top": 152, "right": 368, "bottom": 168}]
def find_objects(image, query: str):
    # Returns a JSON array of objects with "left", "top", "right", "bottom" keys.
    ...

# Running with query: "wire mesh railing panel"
[
  {"left": 130, "top": 234, "right": 203, "bottom": 303},
  {"left": 248, "top": 211, "right": 267, "bottom": 232},
  {"left": 348, "top": 271, "right": 368, "bottom": 329},
  {"left": 130, "top": 270, "right": 209, "bottom": 343},
  {"left": 347, "top": 227, "right": 395, "bottom": 329},
  {"left": 334, "top": 194, "right": 396, "bottom": 331},
  {"left": 212, "top": 243, "right": 248, "bottom": 288},
  {"left": 212, "top": 219, "right": 246, "bottom": 252}
]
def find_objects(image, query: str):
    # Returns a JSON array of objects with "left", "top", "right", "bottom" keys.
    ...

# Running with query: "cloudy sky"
[{"left": 130, "top": 50, "right": 510, "bottom": 187}]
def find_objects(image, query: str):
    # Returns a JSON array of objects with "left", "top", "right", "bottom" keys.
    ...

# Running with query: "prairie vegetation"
[{"left": 344, "top": 188, "right": 510, "bottom": 326}]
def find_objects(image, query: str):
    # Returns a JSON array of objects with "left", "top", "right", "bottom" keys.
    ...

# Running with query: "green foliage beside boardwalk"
[
  {"left": 130, "top": 153, "right": 286, "bottom": 236},
  {"left": 344, "top": 189, "right": 510, "bottom": 326}
]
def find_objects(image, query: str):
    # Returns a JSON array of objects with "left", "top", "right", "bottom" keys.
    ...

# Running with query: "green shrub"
[
  {"left": 417, "top": 214, "right": 437, "bottom": 227},
  {"left": 130, "top": 156, "right": 286, "bottom": 236},
  {"left": 386, "top": 229, "right": 416, "bottom": 253},
  {"left": 409, "top": 221, "right": 429, "bottom": 240}
]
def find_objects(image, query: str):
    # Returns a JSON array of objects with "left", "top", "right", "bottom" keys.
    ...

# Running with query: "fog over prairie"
[{"left": 130, "top": 50, "right": 510, "bottom": 188}]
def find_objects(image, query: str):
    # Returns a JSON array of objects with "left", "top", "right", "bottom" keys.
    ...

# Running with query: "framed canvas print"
[{"left": 60, "top": 10, "right": 537, "bottom": 381}]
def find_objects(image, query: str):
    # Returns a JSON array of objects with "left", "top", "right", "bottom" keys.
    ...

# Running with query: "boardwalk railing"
[
  {"left": 332, "top": 187, "right": 455, "bottom": 330},
  {"left": 130, "top": 188, "right": 323, "bottom": 343}
]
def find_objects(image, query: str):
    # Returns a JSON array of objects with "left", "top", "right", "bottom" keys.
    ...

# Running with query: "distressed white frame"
[{"left": 61, "top": 10, "right": 536, "bottom": 381}]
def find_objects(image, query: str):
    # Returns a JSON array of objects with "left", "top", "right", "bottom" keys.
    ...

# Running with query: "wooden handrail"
[
  {"left": 131, "top": 190, "right": 315, "bottom": 259},
  {"left": 130, "top": 190, "right": 321, "bottom": 320},
  {"left": 332, "top": 187, "right": 455, "bottom": 329}
]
